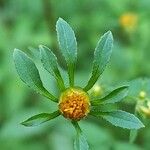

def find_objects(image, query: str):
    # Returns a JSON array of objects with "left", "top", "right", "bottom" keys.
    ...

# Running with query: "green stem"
[
  {"left": 68, "top": 63, "right": 75, "bottom": 87},
  {"left": 72, "top": 121, "right": 82, "bottom": 134},
  {"left": 42, "top": 88, "right": 58, "bottom": 103}
]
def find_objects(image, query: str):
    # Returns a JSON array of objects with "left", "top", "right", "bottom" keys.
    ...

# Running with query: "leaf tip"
[
  {"left": 57, "top": 17, "right": 64, "bottom": 22},
  {"left": 13, "top": 48, "right": 19, "bottom": 56},
  {"left": 106, "top": 30, "right": 113, "bottom": 41},
  {"left": 39, "top": 44, "right": 43, "bottom": 49},
  {"left": 139, "top": 122, "right": 145, "bottom": 129},
  {"left": 20, "top": 121, "right": 28, "bottom": 127},
  {"left": 56, "top": 17, "right": 64, "bottom": 25}
]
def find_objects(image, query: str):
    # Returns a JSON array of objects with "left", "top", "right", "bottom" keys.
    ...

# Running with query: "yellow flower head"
[
  {"left": 119, "top": 13, "right": 137, "bottom": 30},
  {"left": 59, "top": 88, "right": 90, "bottom": 121}
]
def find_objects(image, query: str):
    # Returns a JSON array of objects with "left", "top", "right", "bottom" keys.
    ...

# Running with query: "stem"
[
  {"left": 72, "top": 121, "right": 82, "bottom": 134},
  {"left": 68, "top": 63, "right": 75, "bottom": 87}
]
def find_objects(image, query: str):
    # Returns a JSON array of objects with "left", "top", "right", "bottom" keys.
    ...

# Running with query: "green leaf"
[
  {"left": 21, "top": 111, "right": 60, "bottom": 127},
  {"left": 99, "top": 110, "right": 144, "bottom": 129},
  {"left": 129, "top": 129, "right": 138, "bottom": 143},
  {"left": 84, "top": 31, "right": 113, "bottom": 91},
  {"left": 91, "top": 104, "right": 118, "bottom": 113},
  {"left": 56, "top": 18, "right": 77, "bottom": 87},
  {"left": 39, "top": 45, "right": 65, "bottom": 91},
  {"left": 129, "top": 111, "right": 141, "bottom": 143},
  {"left": 13, "top": 49, "right": 58, "bottom": 102},
  {"left": 91, "top": 86, "right": 129, "bottom": 106},
  {"left": 72, "top": 121, "right": 89, "bottom": 150}
]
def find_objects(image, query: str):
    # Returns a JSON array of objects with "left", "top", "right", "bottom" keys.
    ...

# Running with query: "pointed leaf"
[
  {"left": 56, "top": 18, "right": 77, "bottom": 86},
  {"left": 84, "top": 31, "right": 113, "bottom": 91},
  {"left": 72, "top": 121, "right": 89, "bottom": 150},
  {"left": 91, "top": 86, "right": 128, "bottom": 106},
  {"left": 21, "top": 111, "right": 60, "bottom": 127},
  {"left": 99, "top": 110, "right": 144, "bottom": 129},
  {"left": 13, "top": 49, "right": 57, "bottom": 102},
  {"left": 39, "top": 45, "right": 65, "bottom": 91}
]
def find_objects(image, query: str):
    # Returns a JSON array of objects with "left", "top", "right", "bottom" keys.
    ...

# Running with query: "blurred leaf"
[
  {"left": 72, "top": 121, "right": 89, "bottom": 150},
  {"left": 84, "top": 31, "right": 113, "bottom": 91},
  {"left": 91, "top": 85, "right": 128, "bottom": 105},
  {"left": 39, "top": 45, "right": 65, "bottom": 91},
  {"left": 56, "top": 18, "right": 77, "bottom": 86},
  {"left": 21, "top": 111, "right": 60, "bottom": 127},
  {"left": 113, "top": 141, "right": 142, "bottom": 150},
  {"left": 13, "top": 49, "right": 58, "bottom": 102},
  {"left": 129, "top": 129, "right": 138, "bottom": 143}
]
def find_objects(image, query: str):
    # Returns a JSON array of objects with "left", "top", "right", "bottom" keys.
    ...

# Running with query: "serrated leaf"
[
  {"left": 56, "top": 18, "right": 77, "bottom": 86},
  {"left": 72, "top": 121, "right": 89, "bottom": 150},
  {"left": 84, "top": 31, "right": 113, "bottom": 91},
  {"left": 13, "top": 49, "right": 58, "bottom": 102},
  {"left": 21, "top": 111, "right": 60, "bottom": 127},
  {"left": 91, "top": 86, "right": 128, "bottom": 106},
  {"left": 99, "top": 110, "right": 144, "bottom": 129},
  {"left": 39, "top": 45, "right": 65, "bottom": 91}
]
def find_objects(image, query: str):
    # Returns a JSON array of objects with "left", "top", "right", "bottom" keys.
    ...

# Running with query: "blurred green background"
[{"left": 0, "top": 0, "right": 150, "bottom": 149}]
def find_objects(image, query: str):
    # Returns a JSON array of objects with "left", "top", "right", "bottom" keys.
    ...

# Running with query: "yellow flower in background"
[
  {"left": 119, "top": 13, "right": 138, "bottom": 30},
  {"left": 90, "top": 84, "right": 103, "bottom": 97},
  {"left": 136, "top": 91, "right": 150, "bottom": 118}
]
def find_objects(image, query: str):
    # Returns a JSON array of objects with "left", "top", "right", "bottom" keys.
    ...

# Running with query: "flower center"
[{"left": 58, "top": 87, "right": 90, "bottom": 121}]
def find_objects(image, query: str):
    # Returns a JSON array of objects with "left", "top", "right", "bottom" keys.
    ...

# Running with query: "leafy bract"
[
  {"left": 39, "top": 45, "right": 65, "bottom": 91},
  {"left": 56, "top": 18, "right": 77, "bottom": 86},
  {"left": 84, "top": 31, "right": 113, "bottom": 91},
  {"left": 91, "top": 110, "right": 144, "bottom": 129},
  {"left": 21, "top": 111, "right": 60, "bottom": 127},
  {"left": 13, "top": 49, "right": 57, "bottom": 102},
  {"left": 91, "top": 85, "right": 128, "bottom": 105}
]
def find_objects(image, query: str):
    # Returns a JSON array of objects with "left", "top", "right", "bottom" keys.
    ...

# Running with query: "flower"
[
  {"left": 59, "top": 87, "right": 90, "bottom": 120},
  {"left": 119, "top": 12, "right": 138, "bottom": 30},
  {"left": 13, "top": 18, "right": 144, "bottom": 149}
]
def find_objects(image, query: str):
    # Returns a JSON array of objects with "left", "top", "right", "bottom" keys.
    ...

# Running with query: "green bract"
[{"left": 13, "top": 18, "right": 144, "bottom": 150}]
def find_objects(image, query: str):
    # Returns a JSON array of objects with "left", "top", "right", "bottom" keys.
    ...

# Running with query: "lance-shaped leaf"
[
  {"left": 13, "top": 49, "right": 58, "bottom": 102},
  {"left": 91, "top": 86, "right": 128, "bottom": 106},
  {"left": 21, "top": 111, "right": 60, "bottom": 127},
  {"left": 91, "top": 104, "right": 118, "bottom": 113},
  {"left": 91, "top": 110, "right": 144, "bottom": 129},
  {"left": 56, "top": 18, "right": 77, "bottom": 87},
  {"left": 84, "top": 31, "right": 113, "bottom": 91},
  {"left": 72, "top": 121, "right": 89, "bottom": 150},
  {"left": 39, "top": 45, "right": 65, "bottom": 91}
]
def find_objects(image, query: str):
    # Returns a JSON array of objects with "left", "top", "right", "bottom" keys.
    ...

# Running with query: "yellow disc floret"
[{"left": 58, "top": 88, "right": 90, "bottom": 121}]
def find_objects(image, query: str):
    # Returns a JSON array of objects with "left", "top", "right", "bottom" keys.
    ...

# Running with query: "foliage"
[
  {"left": 13, "top": 18, "right": 144, "bottom": 150},
  {"left": 0, "top": 0, "right": 150, "bottom": 150}
]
